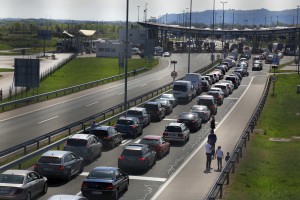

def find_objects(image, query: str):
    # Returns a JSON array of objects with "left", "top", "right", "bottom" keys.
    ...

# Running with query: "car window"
[
  {"left": 127, "top": 110, "right": 142, "bottom": 116},
  {"left": 90, "top": 129, "right": 109, "bottom": 138},
  {"left": 140, "top": 138, "right": 159, "bottom": 146},
  {"left": 144, "top": 104, "right": 159, "bottom": 111},
  {"left": 0, "top": 174, "right": 24, "bottom": 184},
  {"left": 88, "top": 170, "right": 114, "bottom": 180},
  {"left": 39, "top": 156, "right": 62, "bottom": 164},
  {"left": 121, "top": 149, "right": 142, "bottom": 157},
  {"left": 117, "top": 119, "right": 134, "bottom": 125},
  {"left": 173, "top": 84, "right": 187, "bottom": 92},
  {"left": 165, "top": 126, "right": 182, "bottom": 132},
  {"left": 69, "top": 153, "right": 77, "bottom": 161},
  {"left": 66, "top": 139, "right": 87, "bottom": 147},
  {"left": 198, "top": 98, "right": 213, "bottom": 105}
]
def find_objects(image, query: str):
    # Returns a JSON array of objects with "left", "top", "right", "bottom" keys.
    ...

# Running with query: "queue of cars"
[{"left": 0, "top": 55, "right": 250, "bottom": 200}]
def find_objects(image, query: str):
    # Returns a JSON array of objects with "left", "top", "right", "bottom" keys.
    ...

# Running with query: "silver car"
[
  {"left": 0, "top": 169, "right": 48, "bottom": 200},
  {"left": 34, "top": 150, "right": 84, "bottom": 181},
  {"left": 47, "top": 195, "right": 87, "bottom": 200},
  {"left": 64, "top": 134, "right": 102, "bottom": 163}
]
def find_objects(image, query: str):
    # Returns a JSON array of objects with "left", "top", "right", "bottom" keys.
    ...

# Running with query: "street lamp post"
[
  {"left": 221, "top": 1, "right": 227, "bottom": 57},
  {"left": 137, "top": 6, "right": 140, "bottom": 22},
  {"left": 187, "top": 0, "right": 193, "bottom": 73},
  {"left": 171, "top": 60, "right": 177, "bottom": 83},
  {"left": 230, "top": 9, "right": 235, "bottom": 29},
  {"left": 297, "top": 6, "right": 300, "bottom": 27},
  {"left": 211, "top": 0, "right": 216, "bottom": 65},
  {"left": 124, "top": 0, "right": 129, "bottom": 110}
]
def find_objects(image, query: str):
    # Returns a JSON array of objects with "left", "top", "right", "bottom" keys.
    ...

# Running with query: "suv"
[
  {"left": 64, "top": 134, "right": 102, "bottom": 163},
  {"left": 84, "top": 125, "right": 122, "bottom": 149},
  {"left": 214, "top": 83, "right": 230, "bottom": 97},
  {"left": 126, "top": 107, "right": 151, "bottom": 127},
  {"left": 144, "top": 102, "right": 166, "bottom": 121},
  {"left": 163, "top": 123, "right": 190, "bottom": 144},
  {"left": 118, "top": 144, "right": 157, "bottom": 171},
  {"left": 115, "top": 116, "right": 143, "bottom": 138},
  {"left": 225, "top": 76, "right": 239, "bottom": 89},
  {"left": 197, "top": 95, "right": 218, "bottom": 115}
]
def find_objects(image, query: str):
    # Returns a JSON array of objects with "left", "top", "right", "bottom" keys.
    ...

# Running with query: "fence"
[
  {"left": 0, "top": 60, "right": 220, "bottom": 173},
  {"left": 205, "top": 76, "right": 271, "bottom": 200}
]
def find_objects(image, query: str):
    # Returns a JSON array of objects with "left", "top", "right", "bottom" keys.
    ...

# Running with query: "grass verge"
[
  {"left": 224, "top": 73, "right": 300, "bottom": 200},
  {"left": 0, "top": 68, "right": 14, "bottom": 72}
]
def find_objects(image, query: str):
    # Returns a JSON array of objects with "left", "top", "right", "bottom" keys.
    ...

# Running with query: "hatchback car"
[
  {"left": 81, "top": 166, "right": 129, "bottom": 200},
  {"left": 177, "top": 112, "right": 202, "bottom": 132},
  {"left": 220, "top": 80, "right": 235, "bottom": 92},
  {"left": 0, "top": 170, "right": 48, "bottom": 200},
  {"left": 160, "top": 93, "right": 178, "bottom": 107},
  {"left": 118, "top": 144, "right": 157, "bottom": 171},
  {"left": 201, "top": 80, "right": 211, "bottom": 92},
  {"left": 202, "top": 76, "right": 213, "bottom": 85},
  {"left": 234, "top": 67, "right": 248, "bottom": 77},
  {"left": 228, "top": 74, "right": 241, "bottom": 85},
  {"left": 144, "top": 101, "right": 166, "bottom": 121},
  {"left": 155, "top": 98, "right": 173, "bottom": 115},
  {"left": 207, "top": 90, "right": 224, "bottom": 106},
  {"left": 197, "top": 95, "right": 218, "bottom": 115},
  {"left": 34, "top": 150, "right": 84, "bottom": 181},
  {"left": 64, "top": 134, "right": 102, "bottom": 162},
  {"left": 115, "top": 116, "right": 143, "bottom": 138},
  {"left": 139, "top": 135, "right": 170, "bottom": 158},
  {"left": 86, "top": 125, "right": 122, "bottom": 149},
  {"left": 163, "top": 123, "right": 190, "bottom": 144},
  {"left": 214, "top": 83, "right": 230, "bottom": 97},
  {"left": 47, "top": 195, "right": 87, "bottom": 200},
  {"left": 126, "top": 107, "right": 151, "bottom": 127},
  {"left": 190, "top": 105, "right": 211, "bottom": 123},
  {"left": 225, "top": 76, "right": 239, "bottom": 89}
]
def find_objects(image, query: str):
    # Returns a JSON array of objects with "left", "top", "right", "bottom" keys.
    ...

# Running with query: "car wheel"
[
  {"left": 159, "top": 150, "right": 163, "bottom": 158},
  {"left": 133, "top": 131, "right": 137, "bottom": 139},
  {"left": 124, "top": 181, "right": 129, "bottom": 191},
  {"left": 111, "top": 140, "right": 115, "bottom": 149},
  {"left": 113, "top": 189, "right": 119, "bottom": 200},
  {"left": 42, "top": 182, "right": 48, "bottom": 194},
  {"left": 152, "top": 158, "right": 157, "bottom": 166},
  {"left": 26, "top": 192, "right": 31, "bottom": 200},
  {"left": 65, "top": 170, "right": 71, "bottom": 182},
  {"left": 79, "top": 163, "right": 84, "bottom": 173}
]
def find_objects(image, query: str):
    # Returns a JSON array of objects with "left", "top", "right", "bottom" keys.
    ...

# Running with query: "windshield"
[
  {"left": 66, "top": 139, "right": 87, "bottom": 147},
  {"left": 117, "top": 119, "right": 134, "bottom": 125},
  {"left": 39, "top": 156, "right": 62, "bottom": 164},
  {"left": 140, "top": 138, "right": 159, "bottom": 146},
  {"left": 122, "top": 149, "right": 142, "bottom": 157},
  {"left": 198, "top": 99, "right": 213, "bottom": 105},
  {"left": 165, "top": 126, "right": 182, "bottom": 132},
  {"left": 0, "top": 174, "right": 24, "bottom": 184},
  {"left": 127, "top": 110, "right": 142, "bottom": 116},
  {"left": 90, "top": 130, "right": 109, "bottom": 137},
  {"left": 87, "top": 170, "right": 114, "bottom": 180},
  {"left": 144, "top": 104, "right": 158, "bottom": 111},
  {"left": 173, "top": 84, "right": 187, "bottom": 92}
]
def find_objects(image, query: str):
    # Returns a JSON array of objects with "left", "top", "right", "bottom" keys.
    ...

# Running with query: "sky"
[{"left": 0, "top": 0, "right": 299, "bottom": 21}]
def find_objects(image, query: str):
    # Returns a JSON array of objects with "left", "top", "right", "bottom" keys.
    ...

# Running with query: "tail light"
[
  {"left": 118, "top": 156, "right": 124, "bottom": 160},
  {"left": 81, "top": 182, "right": 87, "bottom": 189},
  {"left": 130, "top": 125, "right": 137, "bottom": 129},
  {"left": 14, "top": 188, "right": 24, "bottom": 195},
  {"left": 192, "top": 120, "right": 197, "bottom": 123},
  {"left": 56, "top": 165, "right": 65, "bottom": 170},
  {"left": 34, "top": 164, "right": 40, "bottom": 170},
  {"left": 113, "top": 124, "right": 116, "bottom": 128},
  {"left": 210, "top": 105, "right": 215, "bottom": 109},
  {"left": 103, "top": 136, "right": 111, "bottom": 140},
  {"left": 217, "top": 95, "right": 221, "bottom": 99},
  {"left": 138, "top": 157, "right": 146, "bottom": 161},
  {"left": 163, "top": 132, "right": 168, "bottom": 136},
  {"left": 178, "top": 133, "right": 184, "bottom": 138},
  {"left": 105, "top": 185, "right": 114, "bottom": 190}
]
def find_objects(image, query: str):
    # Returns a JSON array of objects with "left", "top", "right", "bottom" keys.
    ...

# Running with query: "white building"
[{"left": 95, "top": 41, "right": 132, "bottom": 58}]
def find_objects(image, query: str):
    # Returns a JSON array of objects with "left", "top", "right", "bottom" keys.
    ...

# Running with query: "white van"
[
  {"left": 183, "top": 73, "right": 203, "bottom": 95},
  {"left": 172, "top": 80, "right": 195, "bottom": 102}
]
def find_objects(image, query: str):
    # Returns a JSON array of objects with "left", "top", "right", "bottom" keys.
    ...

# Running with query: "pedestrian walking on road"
[
  {"left": 205, "top": 139, "right": 213, "bottom": 171},
  {"left": 210, "top": 115, "right": 215, "bottom": 130},
  {"left": 215, "top": 146, "right": 224, "bottom": 171},
  {"left": 225, "top": 152, "right": 230, "bottom": 162},
  {"left": 208, "top": 129, "right": 217, "bottom": 158}
]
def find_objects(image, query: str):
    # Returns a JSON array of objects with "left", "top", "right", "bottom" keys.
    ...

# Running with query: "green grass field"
[
  {"left": 0, "top": 44, "right": 13, "bottom": 51},
  {"left": 0, "top": 68, "right": 14, "bottom": 72},
  {"left": 224, "top": 74, "right": 300, "bottom": 200}
]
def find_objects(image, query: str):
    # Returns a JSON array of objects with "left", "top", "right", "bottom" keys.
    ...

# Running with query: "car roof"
[
  {"left": 47, "top": 195, "right": 86, "bottom": 200},
  {"left": 118, "top": 116, "right": 137, "bottom": 120},
  {"left": 42, "top": 150, "right": 71, "bottom": 158},
  {"left": 125, "top": 143, "right": 146, "bottom": 150},
  {"left": 198, "top": 94, "right": 214, "bottom": 99},
  {"left": 91, "top": 125, "right": 111, "bottom": 131},
  {"left": 142, "top": 135, "right": 161, "bottom": 140},
  {"left": 191, "top": 105, "right": 208, "bottom": 110},
  {"left": 145, "top": 101, "right": 159, "bottom": 105},
  {"left": 128, "top": 107, "right": 145, "bottom": 111},
  {"left": 92, "top": 166, "right": 117, "bottom": 172},
  {"left": 2, "top": 169, "right": 31, "bottom": 176},
  {"left": 168, "top": 122, "right": 184, "bottom": 126},
  {"left": 69, "top": 134, "right": 93, "bottom": 139}
]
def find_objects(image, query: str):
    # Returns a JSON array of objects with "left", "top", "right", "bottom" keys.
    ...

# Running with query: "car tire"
[
  {"left": 125, "top": 181, "right": 129, "bottom": 191},
  {"left": 79, "top": 163, "right": 84, "bottom": 173},
  {"left": 113, "top": 189, "right": 119, "bottom": 200},
  {"left": 26, "top": 192, "right": 31, "bottom": 200},
  {"left": 159, "top": 150, "right": 163, "bottom": 158},
  {"left": 152, "top": 158, "right": 157, "bottom": 166},
  {"left": 65, "top": 170, "right": 71, "bottom": 182},
  {"left": 111, "top": 140, "right": 115, "bottom": 149},
  {"left": 42, "top": 182, "right": 48, "bottom": 194}
]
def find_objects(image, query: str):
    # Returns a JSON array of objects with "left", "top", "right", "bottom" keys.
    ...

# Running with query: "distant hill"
[{"left": 159, "top": 8, "right": 298, "bottom": 27}]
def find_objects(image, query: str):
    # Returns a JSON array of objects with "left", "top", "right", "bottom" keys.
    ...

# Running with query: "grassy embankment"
[{"left": 224, "top": 73, "right": 300, "bottom": 200}]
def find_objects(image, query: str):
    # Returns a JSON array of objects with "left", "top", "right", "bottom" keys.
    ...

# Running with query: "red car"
[{"left": 139, "top": 135, "right": 170, "bottom": 158}]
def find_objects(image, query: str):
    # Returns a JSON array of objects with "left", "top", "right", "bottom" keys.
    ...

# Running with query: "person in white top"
[
  {"left": 205, "top": 140, "right": 213, "bottom": 171},
  {"left": 215, "top": 146, "right": 224, "bottom": 171}
]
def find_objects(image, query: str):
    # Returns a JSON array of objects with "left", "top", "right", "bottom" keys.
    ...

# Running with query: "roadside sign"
[
  {"left": 171, "top": 71, "right": 178, "bottom": 78},
  {"left": 271, "top": 75, "right": 278, "bottom": 82}
]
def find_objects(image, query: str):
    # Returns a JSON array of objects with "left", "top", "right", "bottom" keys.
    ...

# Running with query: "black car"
[
  {"left": 207, "top": 90, "right": 224, "bottom": 106},
  {"left": 144, "top": 102, "right": 166, "bottom": 121},
  {"left": 81, "top": 166, "right": 129, "bottom": 200},
  {"left": 197, "top": 95, "right": 218, "bottom": 115},
  {"left": 155, "top": 99, "right": 173, "bottom": 115},
  {"left": 234, "top": 67, "right": 248, "bottom": 77},
  {"left": 118, "top": 144, "right": 157, "bottom": 171},
  {"left": 115, "top": 116, "right": 143, "bottom": 138},
  {"left": 84, "top": 125, "right": 123, "bottom": 149},
  {"left": 177, "top": 112, "right": 202, "bottom": 132}
]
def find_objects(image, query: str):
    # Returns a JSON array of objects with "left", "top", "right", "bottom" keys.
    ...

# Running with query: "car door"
[
  {"left": 69, "top": 153, "right": 81, "bottom": 173},
  {"left": 115, "top": 169, "right": 126, "bottom": 191},
  {"left": 26, "top": 172, "right": 40, "bottom": 197}
]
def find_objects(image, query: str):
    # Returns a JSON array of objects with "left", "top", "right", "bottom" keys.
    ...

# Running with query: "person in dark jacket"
[
  {"left": 210, "top": 115, "right": 216, "bottom": 130},
  {"left": 208, "top": 129, "right": 217, "bottom": 158}
]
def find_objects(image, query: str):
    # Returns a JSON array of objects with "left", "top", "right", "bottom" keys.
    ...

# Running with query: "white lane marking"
[
  {"left": 226, "top": 97, "right": 239, "bottom": 100},
  {"left": 135, "top": 139, "right": 141, "bottom": 143},
  {"left": 76, "top": 191, "right": 82, "bottom": 196},
  {"left": 118, "top": 92, "right": 124, "bottom": 95},
  {"left": 37, "top": 116, "right": 59, "bottom": 124},
  {"left": 120, "top": 139, "right": 131, "bottom": 146},
  {"left": 0, "top": 60, "right": 171, "bottom": 123},
  {"left": 240, "top": 85, "right": 247, "bottom": 86},
  {"left": 79, "top": 172, "right": 166, "bottom": 182},
  {"left": 141, "top": 84, "right": 147, "bottom": 87},
  {"left": 150, "top": 75, "right": 260, "bottom": 200},
  {"left": 85, "top": 101, "right": 99, "bottom": 107},
  {"left": 163, "top": 118, "right": 177, "bottom": 121}
]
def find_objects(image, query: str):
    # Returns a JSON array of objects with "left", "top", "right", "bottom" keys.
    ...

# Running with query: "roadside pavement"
[{"left": 151, "top": 75, "right": 269, "bottom": 200}]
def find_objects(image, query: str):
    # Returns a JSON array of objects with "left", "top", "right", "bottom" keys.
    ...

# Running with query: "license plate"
[{"left": 92, "top": 191, "right": 102, "bottom": 194}]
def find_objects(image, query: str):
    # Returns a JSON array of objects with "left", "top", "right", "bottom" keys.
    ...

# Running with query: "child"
[{"left": 225, "top": 152, "right": 230, "bottom": 162}]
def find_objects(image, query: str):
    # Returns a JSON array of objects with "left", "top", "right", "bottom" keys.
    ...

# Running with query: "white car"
[{"left": 163, "top": 52, "right": 171, "bottom": 57}]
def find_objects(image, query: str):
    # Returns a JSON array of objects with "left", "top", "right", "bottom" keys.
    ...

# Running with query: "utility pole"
[
  {"left": 137, "top": 6, "right": 140, "bottom": 22},
  {"left": 211, "top": 0, "right": 216, "bottom": 65},
  {"left": 221, "top": 1, "right": 227, "bottom": 58},
  {"left": 187, "top": 0, "right": 193, "bottom": 73}
]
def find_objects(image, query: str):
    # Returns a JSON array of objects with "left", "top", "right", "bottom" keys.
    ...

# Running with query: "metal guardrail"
[
  {"left": 0, "top": 60, "right": 220, "bottom": 173},
  {"left": 0, "top": 67, "right": 146, "bottom": 111},
  {"left": 205, "top": 75, "right": 272, "bottom": 200}
]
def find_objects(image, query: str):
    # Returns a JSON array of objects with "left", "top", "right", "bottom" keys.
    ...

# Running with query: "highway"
[{"left": 31, "top": 54, "right": 282, "bottom": 200}]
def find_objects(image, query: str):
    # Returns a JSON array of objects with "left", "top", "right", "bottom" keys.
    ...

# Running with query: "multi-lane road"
[{"left": 0, "top": 53, "right": 292, "bottom": 199}]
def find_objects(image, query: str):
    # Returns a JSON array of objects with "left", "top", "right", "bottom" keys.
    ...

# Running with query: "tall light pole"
[
  {"left": 221, "top": 1, "right": 227, "bottom": 57},
  {"left": 276, "top": 16, "right": 279, "bottom": 26},
  {"left": 270, "top": 17, "right": 273, "bottom": 27},
  {"left": 124, "top": 0, "right": 129, "bottom": 110},
  {"left": 137, "top": 6, "right": 140, "bottom": 22},
  {"left": 297, "top": 6, "right": 300, "bottom": 27},
  {"left": 230, "top": 9, "right": 235, "bottom": 29},
  {"left": 211, "top": 0, "right": 216, "bottom": 65},
  {"left": 182, "top": 10, "right": 185, "bottom": 26},
  {"left": 187, "top": 0, "right": 193, "bottom": 73}
]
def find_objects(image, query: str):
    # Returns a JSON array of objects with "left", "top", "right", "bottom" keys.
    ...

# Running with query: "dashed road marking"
[
  {"left": 37, "top": 116, "right": 59, "bottom": 124},
  {"left": 120, "top": 139, "right": 131, "bottom": 146},
  {"left": 85, "top": 101, "right": 99, "bottom": 107},
  {"left": 163, "top": 118, "right": 177, "bottom": 121},
  {"left": 226, "top": 97, "right": 239, "bottom": 100}
]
